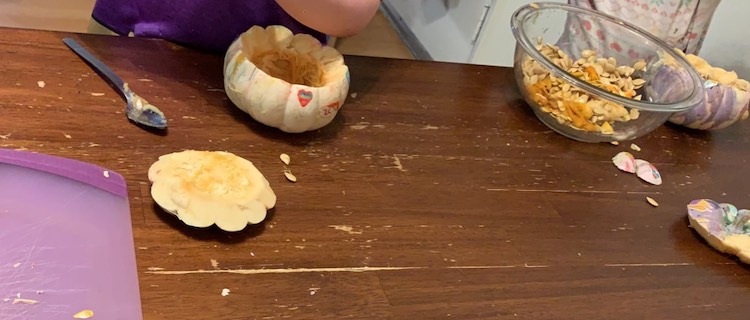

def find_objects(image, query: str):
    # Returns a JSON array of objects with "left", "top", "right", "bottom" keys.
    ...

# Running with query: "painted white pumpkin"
[{"left": 223, "top": 25, "right": 350, "bottom": 133}]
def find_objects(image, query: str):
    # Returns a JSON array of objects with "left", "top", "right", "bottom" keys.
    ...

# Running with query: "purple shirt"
[{"left": 91, "top": 0, "right": 327, "bottom": 53}]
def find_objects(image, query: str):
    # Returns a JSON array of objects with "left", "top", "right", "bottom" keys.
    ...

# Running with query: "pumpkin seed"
[
  {"left": 633, "top": 60, "right": 647, "bottom": 71},
  {"left": 523, "top": 43, "right": 648, "bottom": 135},
  {"left": 529, "top": 75, "right": 539, "bottom": 85},
  {"left": 280, "top": 153, "right": 291, "bottom": 165},
  {"left": 592, "top": 64, "right": 604, "bottom": 75},
  {"left": 284, "top": 170, "right": 297, "bottom": 183},
  {"left": 629, "top": 108, "right": 640, "bottom": 119},
  {"left": 12, "top": 298, "right": 38, "bottom": 305},
  {"left": 73, "top": 310, "right": 95, "bottom": 319},
  {"left": 592, "top": 104, "right": 605, "bottom": 115},
  {"left": 599, "top": 122, "right": 614, "bottom": 134},
  {"left": 646, "top": 196, "right": 659, "bottom": 207},
  {"left": 604, "top": 63, "right": 616, "bottom": 73},
  {"left": 615, "top": 66, "right": 627, "bottom": 76}
]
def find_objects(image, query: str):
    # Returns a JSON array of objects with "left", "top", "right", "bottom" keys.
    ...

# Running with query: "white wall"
[
  {"left": 383, "top": 0, "right": 493, "bottom": 63},
  {"left": 698, "top": 2, "right": 750, "bottom": 79},
  {"left": 471, "top": 0, "right": 750, "bottom": 80}
]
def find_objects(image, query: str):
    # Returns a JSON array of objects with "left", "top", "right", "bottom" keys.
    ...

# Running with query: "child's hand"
[{"left": 275, "top": 0, "right": 381, "bottom": 37}]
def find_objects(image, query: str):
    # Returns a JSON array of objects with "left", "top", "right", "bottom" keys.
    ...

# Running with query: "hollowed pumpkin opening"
[
  {"left": 223, "top": 25, "right": 350, "bottom": 133},
  {"left": 250, "top": 49, "right": 325, "bottom": 87},
  {"left": 237, "top": 25, "right": 345, "bottom": 88}
]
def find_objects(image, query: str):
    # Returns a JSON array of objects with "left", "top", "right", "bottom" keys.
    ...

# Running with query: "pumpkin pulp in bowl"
[{"left": 510, "top": 2, "right": 705, "bottom": 142}]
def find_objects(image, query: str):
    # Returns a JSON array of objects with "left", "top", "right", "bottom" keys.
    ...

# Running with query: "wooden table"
[{"left": 1, "top": 27, "right": 749, "bottom": 319}]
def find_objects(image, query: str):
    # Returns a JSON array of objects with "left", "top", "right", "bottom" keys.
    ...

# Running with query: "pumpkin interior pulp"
[{"left": 251, "top": 49, "right": 325, "bottom": 87}]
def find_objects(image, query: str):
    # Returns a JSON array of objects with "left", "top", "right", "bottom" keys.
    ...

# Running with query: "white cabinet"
[
  {"left": 470, "top": 0, "right": 565, "bottom": 67},
  {"left": 382, "top": 0, "right": 494, "bottom": 63}
]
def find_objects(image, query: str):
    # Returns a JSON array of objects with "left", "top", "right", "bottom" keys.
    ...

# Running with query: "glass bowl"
[{"left": 510, "top": 2, "right": 705, "bottom": 143}]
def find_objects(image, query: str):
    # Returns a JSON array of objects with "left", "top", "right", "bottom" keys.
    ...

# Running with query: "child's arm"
[{"left": 275, "top": 0, "right": 381, "bottom": 37}]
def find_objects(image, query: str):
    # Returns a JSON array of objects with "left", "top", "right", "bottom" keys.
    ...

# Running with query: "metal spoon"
[{"left": 62, "top": 38, "right": 167, "bottom": 129}]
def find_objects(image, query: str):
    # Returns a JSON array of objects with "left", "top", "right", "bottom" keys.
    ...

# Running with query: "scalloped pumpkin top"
[
  {"left": 665, "top": 48, "right": 750, "bottom": 91},
  {"left": 238, "top": 25, "right": 346, "bottom": 88}
]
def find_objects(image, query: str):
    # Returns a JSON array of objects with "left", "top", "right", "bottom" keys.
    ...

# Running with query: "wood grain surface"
[{"left": 1, "top": 27, "right": 749, "bottom": 319}]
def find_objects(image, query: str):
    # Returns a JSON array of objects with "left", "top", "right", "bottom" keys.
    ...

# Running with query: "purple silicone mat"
[{"left": 0, "top": 148, "right": 142, "bottom": 319}]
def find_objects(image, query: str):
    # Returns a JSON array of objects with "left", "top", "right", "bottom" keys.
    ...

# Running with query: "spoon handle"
[{"left": 62, "top": 38, "right": 126, "bottom": 97}]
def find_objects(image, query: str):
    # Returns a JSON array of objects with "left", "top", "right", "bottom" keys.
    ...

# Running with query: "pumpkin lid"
[{"left": 148, "top": 150, "right": 276, "bottom": 232}]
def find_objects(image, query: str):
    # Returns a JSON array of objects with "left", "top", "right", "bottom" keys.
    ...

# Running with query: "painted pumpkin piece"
[
  {"left": 612, "top": 151, "right": 636, "bottom": 173},
  {"left": 687, "top": 199, "right": 750, "bottom": 264},
  {"left": 148, "top": 150, "right": 277, "bottom": 232},
  {"left": 665, "top": 50, "right": 750, "bottom": 130},
  {"left": 223, "top": 25, "right": 350, "bottom": 133}
]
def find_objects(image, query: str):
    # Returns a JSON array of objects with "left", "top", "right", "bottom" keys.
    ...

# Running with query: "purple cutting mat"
[{"left": 0, "top": 148, "right": 142, "bottom": 319}]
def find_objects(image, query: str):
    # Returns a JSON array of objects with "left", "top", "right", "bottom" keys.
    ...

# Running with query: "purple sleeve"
[{"left": 91, "top": 0, "right": 328, "bottom": 53}]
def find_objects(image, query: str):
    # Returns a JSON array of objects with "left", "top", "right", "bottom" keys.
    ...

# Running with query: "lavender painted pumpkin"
[{"left": 667, "top": 53, "right": 750, "bottom": 130}]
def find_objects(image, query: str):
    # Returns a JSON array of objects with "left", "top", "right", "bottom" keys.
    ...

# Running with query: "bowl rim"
[{"left": 510, "top": 2, "right": 705, "bottom": 113}]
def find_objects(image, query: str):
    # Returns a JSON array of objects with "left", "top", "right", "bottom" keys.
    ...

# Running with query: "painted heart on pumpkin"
[
  {"left": 298, "top": 89, "right": 313, "bottom": 107},
  {"left": 687, "top": 199, "right": 750, "bottom": 264}
]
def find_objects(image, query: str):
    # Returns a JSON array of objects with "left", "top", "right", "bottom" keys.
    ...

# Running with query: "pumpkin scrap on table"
[
  {"left": 611, "top": 152, "right": 661, "bottom": 185},
  {"left": 223, "top": 25, "right": 350, "bottom": 133},
  {"left": 687, "top": 199, "right": 750, "bottom": 264},
  {"left": 612, "top": 151, "right": 636, "bottom": 173}
]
